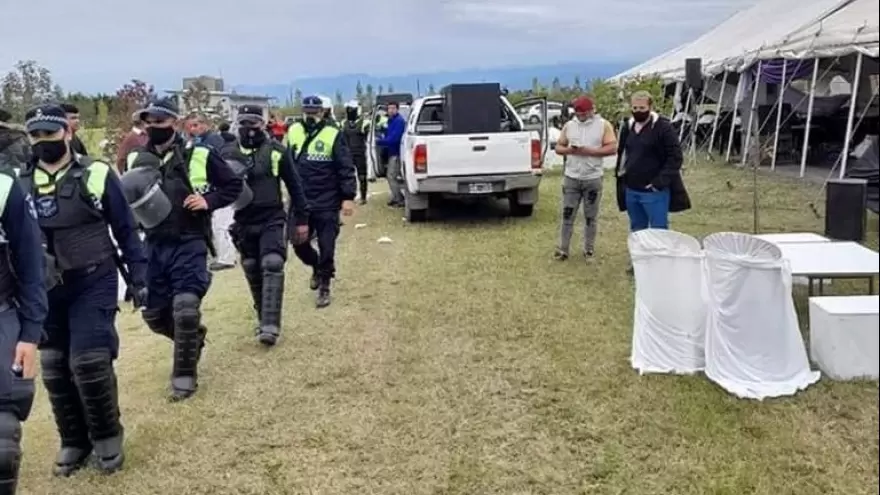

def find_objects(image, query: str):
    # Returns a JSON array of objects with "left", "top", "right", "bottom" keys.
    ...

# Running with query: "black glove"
[{"left": 125, "top": 285, "right": 148, "bottom": 309}]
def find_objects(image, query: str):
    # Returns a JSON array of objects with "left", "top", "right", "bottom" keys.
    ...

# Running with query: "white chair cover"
[
  {"left": 629, "top": 229, "right": 707, "bottom": 375},
  {"left": 703, "top": 232, "right": 820, "bottom": 400}
]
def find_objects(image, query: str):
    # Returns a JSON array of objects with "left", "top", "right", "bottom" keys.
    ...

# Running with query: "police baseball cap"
[
  {"left": 24, "top": 104, "right": 69, "bottom": 133},
  {"left": 137, "top": 97, "right": 180, "bottom": 121},
  {"left": 236, "top": 104, "right": 265, "bottom": 124},
  {"left": 302, "top": 96, "right": 323, "bottom": 112}
]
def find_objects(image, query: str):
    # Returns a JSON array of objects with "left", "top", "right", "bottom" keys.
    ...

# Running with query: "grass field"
[{"left": 18, "top": 161, "right": 879, "bottom": 495}]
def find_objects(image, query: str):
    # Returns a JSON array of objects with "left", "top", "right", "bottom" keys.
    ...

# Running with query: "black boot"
[
  {"left": 40, "top": 349, "right": 92, "bottom": 477},
  {"left": 71, "top": 350, "right": 124, "bottom": 474},
  {"left": 0, "top": 412, "right": 21, "bottom": 495},
  {"left": 316, "top": 277, "right": 332, "bottom": 308},
  {"left": 170, "top": 293, "right": 203, "bottom": 402},
  {"left": 258, "top": 269, "right": 284, "bottom": 346},
  {"left": 309, "top": 268, "right": 319, "bottom": 291},
  {"left": 358, "top": 175, "right": 368, "bottom": 204},
  {"left": 241, "top": 258, "right": 263, "bottom": 333}
]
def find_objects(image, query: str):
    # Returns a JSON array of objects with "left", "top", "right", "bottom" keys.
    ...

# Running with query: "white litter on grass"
[
  {"left": 368, "top": 191, "right": 387, "bottom": 197},
  {"left": 377, "top": 236, "right": 393, "bottom": 244},
  {"left": 355, "top": 223, "right": 367, "bottom": 229}
]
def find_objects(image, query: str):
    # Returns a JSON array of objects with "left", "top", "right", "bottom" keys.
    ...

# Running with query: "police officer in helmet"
[
  {"left": 284, "top": 96, "right": 356, "bottom": 308},
  {"left": 340, "top": 100, "right": 370, "bottom": 204},
  {"left": 0, "top": 159, "right": 48, "bottom": 494},
  {"left": 19, "top": 104, "right": 148, "bottom": 476},
  {"left": 123, "top": 98, "right": 242, "bottom": 401},
  {"left": 219, "top": 105, "right": 310, "bottom": 345}
]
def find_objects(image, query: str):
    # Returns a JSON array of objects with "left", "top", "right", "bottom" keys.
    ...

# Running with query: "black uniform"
[
  {"left": 0, "top": 166, "right": 48, "bottom": 495},
  {"left": 340, "top": 110, "right": 369, "bottom": 203},
  {"left": 20, "top": 104, "right": 147, "bottom": 476},
  {"left": 220, "top": 105, "right": 309, "bottom": 346}
]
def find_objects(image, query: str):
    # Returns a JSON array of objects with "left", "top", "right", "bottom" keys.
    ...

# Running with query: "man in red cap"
[{"left": 553, "top": 96, "right": 617, "bottom": 262}]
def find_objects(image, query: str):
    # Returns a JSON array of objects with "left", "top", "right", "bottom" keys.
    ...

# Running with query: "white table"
[
  {"left": 755, "top": 232, "right": 830, "bottom": 244},
  {"left": 777, "top": 241, "right": 880, "bottom": 296}
]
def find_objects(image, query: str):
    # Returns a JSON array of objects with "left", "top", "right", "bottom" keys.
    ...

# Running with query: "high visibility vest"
[
  {"left": 127, "top": 146, "right": 210, "bottom": 194},
  {"left": 0, "top": 169, "right": 15, "bottom": 301},
  {"left": 286, "top": 124, "right": 339, "bottom": 163},
  {"left": 238, "top": 145, "right": 282, "bottom": 176}
]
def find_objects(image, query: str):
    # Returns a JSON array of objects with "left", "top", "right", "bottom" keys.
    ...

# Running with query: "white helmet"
[{"left": 317, "top": 95, "right": 333, "bottom": 110}]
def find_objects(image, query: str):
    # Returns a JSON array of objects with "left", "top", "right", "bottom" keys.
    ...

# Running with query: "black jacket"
[{"left": 615, "top": 113, "right": 690, "bottom": 213}]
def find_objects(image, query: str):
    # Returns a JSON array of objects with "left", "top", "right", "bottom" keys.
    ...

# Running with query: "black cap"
[
  {"left": 236, "top": 104, "right": 265, "bottom": 123},
  {"left": 25, "top": 104, "right": 69, "bottom": 133},
  {"left": 137, "top": 97, "right": 180, "bottom": 121}
]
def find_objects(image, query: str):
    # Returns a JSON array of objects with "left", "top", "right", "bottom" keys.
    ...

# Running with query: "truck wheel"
[
  {"left": 509, "top": 194, "right": 534, "bottom": 217},
  {"left": 528, "top": 115, "right": 540, "bottom": 124},
  {"left": 405, "top": 205, "right": 427, "bottom": 223}
]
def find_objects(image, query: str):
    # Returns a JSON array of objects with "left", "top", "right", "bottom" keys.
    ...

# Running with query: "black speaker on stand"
[
  {"left": 685, "top": 58, "right": 703, "bottom": 91},
  {"left": 825, "top": 178, "right": 868, "bottom": 241}
]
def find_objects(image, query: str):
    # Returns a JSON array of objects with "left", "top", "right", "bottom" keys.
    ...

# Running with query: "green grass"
[{"left": 19, "top": 161, "right": 879, "bottom": 495}]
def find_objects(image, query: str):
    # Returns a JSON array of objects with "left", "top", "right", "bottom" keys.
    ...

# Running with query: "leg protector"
[
  {"left": 170, "top": 293, "right": 202, "bottom": 401},
  {"left": 257, "top": 253, "right": 285, "bottom": 346},
  {"left": 40, "top": 349, "right": 92, "bottom": 477},
  {"left": 0, "top": 412, "right": 21, "bottom": 495},
  {"left": 142, "top": 307, "right": 173, "bottom": 340},
  {"left": 241, "top": 258, "right": 262, "bottom": 320},
  {"left": 71, "top": 350, "right": 124, "bottom": 474},
  {"left": 316, "top": 277, "right": 331, "bottom": 309}
]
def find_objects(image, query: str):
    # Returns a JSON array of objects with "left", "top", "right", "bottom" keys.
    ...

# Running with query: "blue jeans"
[{"left": 625, "top": 187, "right": 670, "bottom": 232}]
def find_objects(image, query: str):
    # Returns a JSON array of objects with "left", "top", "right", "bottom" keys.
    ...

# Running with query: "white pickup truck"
[{"left": 397, "top": 95, "right": 549, "bottom": 222}]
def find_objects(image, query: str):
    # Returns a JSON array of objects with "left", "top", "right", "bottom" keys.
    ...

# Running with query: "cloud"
[{"left": 0, "top": 0, "right": 757, "bottom": 92}]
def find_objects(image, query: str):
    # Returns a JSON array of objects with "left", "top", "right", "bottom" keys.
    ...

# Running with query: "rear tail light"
[
  {"left": 531, "top": 139, "right": 542, "bottom": 169},
  {"left": 414, "top": 144, "right": 428, "bottom": 173}
]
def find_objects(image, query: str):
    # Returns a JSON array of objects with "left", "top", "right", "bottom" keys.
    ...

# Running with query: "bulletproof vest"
[
  {"left": 0, "top": 169, "right": 17, "bottom": 302},
  {"left": 127, "top": 143, "right": 211, "bottom": 239},
  {"left": 340, "top": 119, "right": 368, "bottom": 156},
  {"left": 286, "top": 123, "right": 339, "bottom": 164},
  {"left": 220, "top": 140, "right": 283, "bottom": 210},
  {"left": 18, "top": 157, "right": 115, "bottom": 271}
]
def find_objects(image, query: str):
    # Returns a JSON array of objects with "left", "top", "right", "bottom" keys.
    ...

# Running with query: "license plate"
[{"left": 468, "top": 183, "right": 493, "bottom": 194}]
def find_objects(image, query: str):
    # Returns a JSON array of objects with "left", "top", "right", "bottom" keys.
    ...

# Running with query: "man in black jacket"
[
  {"left": 615, "top": 91, "right": 684, "bottom": 232},
  {"left": 339, "top": 101, "right": 369, "bottom": 204}
]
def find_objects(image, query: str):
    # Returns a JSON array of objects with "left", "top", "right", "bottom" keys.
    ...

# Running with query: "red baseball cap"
[{"left": 572, "top": 96, "right": 594, "bottom": 113}]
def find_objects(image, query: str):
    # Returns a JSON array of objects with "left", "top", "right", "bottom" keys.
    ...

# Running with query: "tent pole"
[
  {"left": 679, "top": 87, "right": 693, "bottom": 141},
  {"left": 726, "top": 75, "right": 744, "bottom": 162},
  {"left": 692, "top": 77, "right": 709, "bottom": 153},
  {"left": 771, "top": 60, "right": 787, "bottom": 171},
  {"left": 672, "top": 81, "right": 683, "bottom": 118},
  {"left": 742, "top": 61, "right": 763, "bottom": 166},
  {"left": 709, "top": 70, "right": 728, "bottom": 153},
  {"left": 840, "top": 52, "right": 863, "bottom": 179},
  {"left": 799, "top": 58, "right": 819, "bottom": 178}
]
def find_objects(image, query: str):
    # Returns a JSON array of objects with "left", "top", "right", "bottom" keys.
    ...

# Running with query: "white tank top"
[{"left": 562, "top": 117, "right": 606, "bottom": 181}]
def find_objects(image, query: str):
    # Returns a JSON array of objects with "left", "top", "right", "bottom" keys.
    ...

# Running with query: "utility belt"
[{"left": 45, "top": 252, "right": 113, "bottom": 289}]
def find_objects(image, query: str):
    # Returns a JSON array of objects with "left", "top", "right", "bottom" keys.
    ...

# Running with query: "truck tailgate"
[{"left": 423, "top": 132, "right": 533, "bottom": 177}]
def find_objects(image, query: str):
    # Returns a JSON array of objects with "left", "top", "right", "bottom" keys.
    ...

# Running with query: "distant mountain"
[{"left": 231, "top": 61, "right": 633, "bottom": 104}]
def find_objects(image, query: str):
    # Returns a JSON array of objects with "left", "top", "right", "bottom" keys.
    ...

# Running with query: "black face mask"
[
  {"left": 632, "top": 111, "right": 651, "bottom": 123},
  {"left": 146, "top": 126, "right": 176, "bottom": 146},
  {"left": 345, "top": 109, "right": 358, "bottom": 122},
  {"left": 32, "top": 139, "right": 68, "bottom": 164},
  {"left": 238, "top": 127, "right": 266, "bottom": 149}
]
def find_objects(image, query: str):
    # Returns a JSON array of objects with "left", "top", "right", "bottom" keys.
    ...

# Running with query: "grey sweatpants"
[
  {"left": 386, "top": 155, "right": 405, "bottom": 204},
  {"left": 558, "top": 175, "right": 604, "bottom": 255}
]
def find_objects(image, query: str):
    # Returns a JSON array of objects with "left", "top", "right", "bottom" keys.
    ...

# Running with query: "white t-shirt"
[{"left": 561, "top": 117, "right": 612, "bottom": 181}]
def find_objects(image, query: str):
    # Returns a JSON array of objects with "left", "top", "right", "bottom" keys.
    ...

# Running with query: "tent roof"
[
  {"left": 751, "top": 0, "right": 879, "bottom": 62},
  {"left": 612, "top": 0, "right": 850, "bottom": 81}
]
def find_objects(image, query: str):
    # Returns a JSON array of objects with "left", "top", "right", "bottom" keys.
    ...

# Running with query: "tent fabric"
[
  {"left": 628, "top": 230, "right": 706, "bottom": 375},
  {"left": 702, "top": 233, "right": 820, "bottom": 400},
  {"left": 751, "top": 0, "right": 880, "bottom": 62},
  {"left": 845, "top": 135, "right": 880, "bottom": 213},
  {"left": 612, "top": 0, "right": 861, "bottom": 82}
]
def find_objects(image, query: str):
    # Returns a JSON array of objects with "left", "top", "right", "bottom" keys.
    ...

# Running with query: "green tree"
[
  {"left": 355, "top": 80, "right": 365, "bottom": 105},
  {"left": 386, "top": 83, "right": 394, "bottom": 93},
  {"left": 0, "top": 60, "right": 60, "bottom": 120},
  {"left": 573, "top": 76, "right": 582, "bottom": 91},
  {"left": 551, "top": 76, "right": 562, "bottom": 96},
  {"left": 364, "top": 84, "right": 375, "bottom": 106},
  {"left": 377, "top": 84, "right": 384, "bottom": 95},
  {"left": 103, "top": 79, "right": 155, "bottom": 159},
  {"left": 293, "top": 88, "right": 303, "bottom": 113},
  {"left": 427, "top": 83, "right": 436, "bottom": 95},
  {"left": 530, "top": 77, "right": 540, "bottom": 94},
  {"left": 333, "top": 90, "right": 345, "bottom": 118}
]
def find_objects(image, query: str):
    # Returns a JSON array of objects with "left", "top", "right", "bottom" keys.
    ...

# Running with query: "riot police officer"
[
  {"left": 19, "top": 104, "right": 147, "bottom": 476},
  {"left": 122, "top": 98, "right": 242, "bottom": 401},
  {"left": 340, "top": 101, "right": 370, "bottom": 204},
  {"left": 0, "top": 165, "right": 47, "bottom": 494},
  {"left": 285, "top": 96, "right": 356, "bottom": 308},
  {"left": 219, "top": 105, "right": 310, "bottom": 346}
]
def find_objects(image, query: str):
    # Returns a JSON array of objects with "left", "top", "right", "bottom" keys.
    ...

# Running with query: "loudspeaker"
[
  {"left": 441, "top": 83, "right": 501, "bottom": 134},
  {"left": 825, "top": 178, "right": 868, "bottom": 241},
  {"left": 685, "top": 58, "right": 703, "bottom": 90}
]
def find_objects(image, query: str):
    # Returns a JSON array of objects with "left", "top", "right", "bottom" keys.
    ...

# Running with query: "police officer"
[
  {"left": 123, "top": 98, "right": 242, "bottom": 401},
  {"left": 340, "top": 101, "right": 370, "bottom": 204},
  {"left": 19, "top": 104, "right": 147, "bottom": 476},
  {"left": 219, "top": 105, "right": 310, "bottom": 346},
  {"left": 285, "top": 96, "right": 356, "bottom": 308},
  {"left": 0, "top": 165, "right": 47, "bottom": 494}
]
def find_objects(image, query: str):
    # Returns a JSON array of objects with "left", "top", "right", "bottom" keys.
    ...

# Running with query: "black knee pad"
[
  {"left": 70, "top": 349, "right": 113, "bottom": 380},
  {"left": 260, "top": 253, "right": 284, "bottom": 273},
  {"left": 40, "top": 348, "right": 68, "bottom": 374},
  {"left": 172, "top": 293, "right": 201, "bottom": 329},
  {"left": 142, "top": 307, "right": 173, "bottom": 338},
  {"left": 0, "top": 412, "right": 21, "bottom": 482},
  {"left": 242, "top": 257, "right": 259, "bottom": 274}
]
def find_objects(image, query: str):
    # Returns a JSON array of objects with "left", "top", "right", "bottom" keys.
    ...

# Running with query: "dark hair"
[
  {"left": 60, "top": 103, "right": 80, "bottom": 114},
  {"left": 218, "top": 122, "right": 230, "bottom": 132},
  {"left": 387, "top": 101, "right": 399, "bottom": 109},
  {"left": 0, "top": 108, "right": 11, "bottom": 122}
]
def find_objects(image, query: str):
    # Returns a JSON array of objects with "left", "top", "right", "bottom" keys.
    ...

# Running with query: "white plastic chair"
[
  {"left": 702, "top": 232, "right": 820, "bottom": 400},
  {"left": 628, "top": 229, "right": 706, "bottom": 375}
]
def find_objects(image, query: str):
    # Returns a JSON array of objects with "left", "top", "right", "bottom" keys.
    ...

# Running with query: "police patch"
[
  {"left": 24, "top": 194, "right": 37, "bottom": 219},
  {"left": 35, "top": 195, "right": 58, "bottom": 218},
  {"left": 315, "top": 141, "right": 325, "bottom": 152}
]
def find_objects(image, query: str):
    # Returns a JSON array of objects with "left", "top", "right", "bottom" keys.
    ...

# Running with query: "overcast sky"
[{"left": 2, "top": 0, "right": 757, "bottom": 93}]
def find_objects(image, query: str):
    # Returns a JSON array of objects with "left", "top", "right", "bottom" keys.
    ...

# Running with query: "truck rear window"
[{"left": 414, "top": 100, "right": 522, "bottom": 134}]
